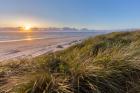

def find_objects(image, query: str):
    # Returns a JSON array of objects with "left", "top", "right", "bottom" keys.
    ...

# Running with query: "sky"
[{"left": 0, "top": 0, "right": 140, "bottom": 30}]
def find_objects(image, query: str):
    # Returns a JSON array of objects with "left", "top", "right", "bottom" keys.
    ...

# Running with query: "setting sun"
[
  {"left": 24, "top": 24, "right": 32, "bottom": 30},
  {"left": 19, "top": 24, "right": 33, "bottom": 32}
]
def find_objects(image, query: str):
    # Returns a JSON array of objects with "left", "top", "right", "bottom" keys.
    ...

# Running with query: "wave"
[{"left": 0, "top": 37, "right": 50, "bottom": 43}]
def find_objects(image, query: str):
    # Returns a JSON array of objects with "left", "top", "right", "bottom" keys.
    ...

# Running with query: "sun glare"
[
  {"left": 24, "top": 24, "right": 32, "bottom": 30},
  {"left": 20, "top": 24, "right": 33, "bottom": 32}
]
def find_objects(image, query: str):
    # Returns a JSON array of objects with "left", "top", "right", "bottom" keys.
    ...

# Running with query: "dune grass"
[{"left": 2, "top": 31, "right": 140, "bottom": 93}]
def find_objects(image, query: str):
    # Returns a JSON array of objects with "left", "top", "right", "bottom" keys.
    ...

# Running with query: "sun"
[
  {"left": 24, "top": 24, "right": 32, "bottom": 31},
  {"left": 19, "top": 24, "right": 33, "bottom": 32}
]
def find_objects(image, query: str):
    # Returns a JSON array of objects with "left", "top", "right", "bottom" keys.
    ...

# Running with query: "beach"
[
  {"left": 0, "top": 31, "right": 100, "bottom": 63},
  {"left": 0, "top": 36, "right": 83, "bottom": 63}
]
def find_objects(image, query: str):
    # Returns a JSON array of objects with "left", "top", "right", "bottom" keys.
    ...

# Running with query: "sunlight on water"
[
  {"left": 25, "top": 34, "right": 33, "bottom": 41},
  {"left": 0, "top": 31, "right": 101, "bottom": 42}
]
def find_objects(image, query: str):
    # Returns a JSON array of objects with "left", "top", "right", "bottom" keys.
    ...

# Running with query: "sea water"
[{"left": 0, "top": 31, "right": 103, "bottom": 42}]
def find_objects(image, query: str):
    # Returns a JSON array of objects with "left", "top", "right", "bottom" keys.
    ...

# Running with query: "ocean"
[{"left": 0, "top": 31, "right": 103, "bottom": 42}]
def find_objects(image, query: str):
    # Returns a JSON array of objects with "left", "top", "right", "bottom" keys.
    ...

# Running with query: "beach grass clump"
[{"left": 9, "top": 31, "right": 140, "bottom": 93}]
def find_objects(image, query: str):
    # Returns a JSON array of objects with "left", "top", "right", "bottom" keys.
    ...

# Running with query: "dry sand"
[{"left": 0, "top": 36, "right": 83, "bottom": 62}]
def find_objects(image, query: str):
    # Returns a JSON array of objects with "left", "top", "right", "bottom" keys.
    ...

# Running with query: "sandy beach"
[{"left": 0, "top": 36, "right": 82, "bottom": 63}]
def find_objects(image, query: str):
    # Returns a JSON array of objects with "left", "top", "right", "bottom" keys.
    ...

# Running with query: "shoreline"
[
  {"left": 0, "top": 36, "right": 83, "bottom": 63},
  {"left": 0, "top": 35, "right": 81, "bottom": 43}
]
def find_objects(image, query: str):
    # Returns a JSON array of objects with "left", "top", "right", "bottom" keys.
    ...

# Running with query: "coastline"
[
  {"left": 1, "top": 31, "right": 140, "bottom": 93},
  {"left": 0, "top": 36, "right": 83, "bottom": 63}
]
